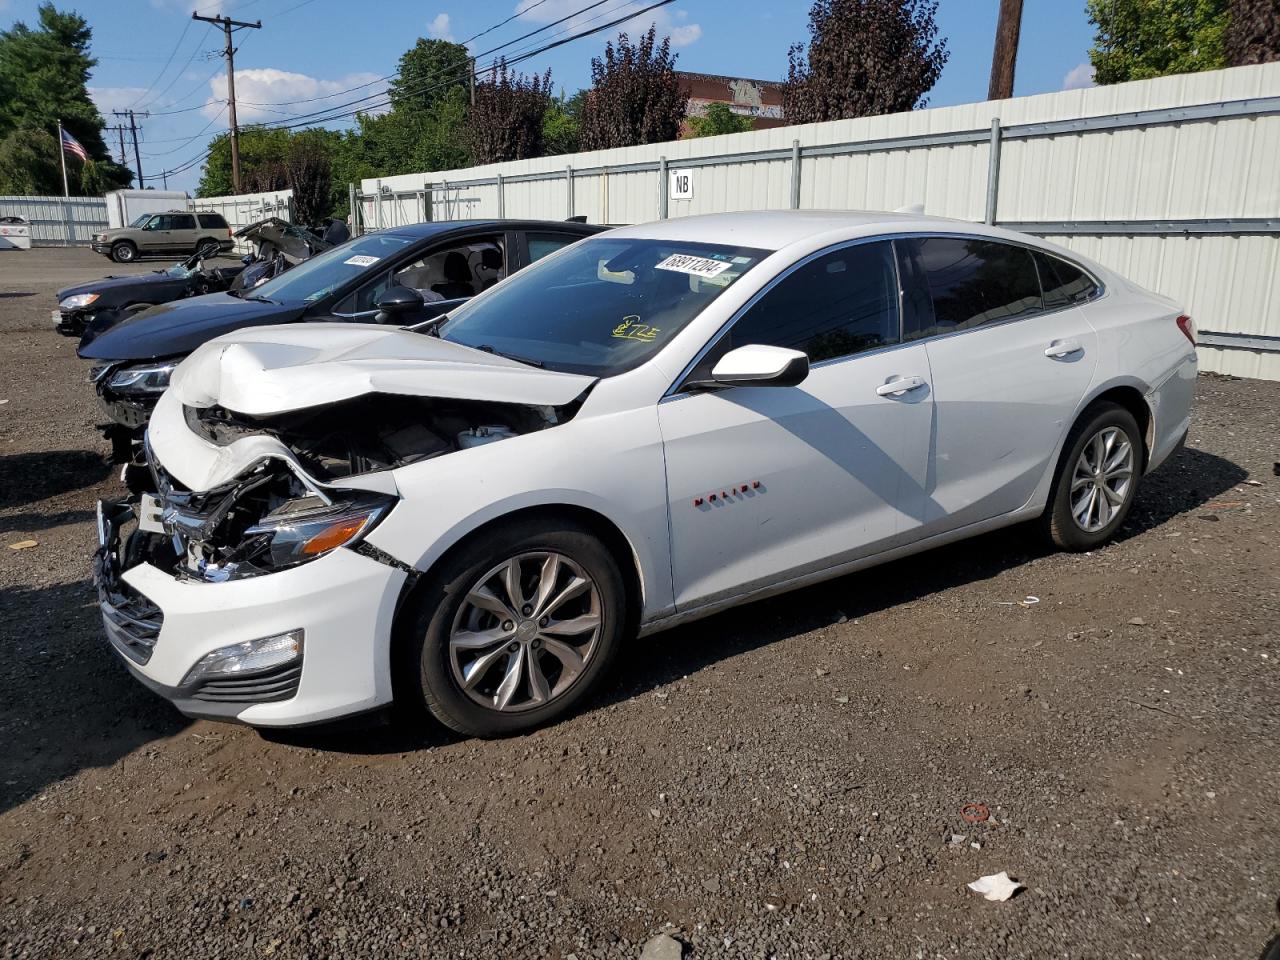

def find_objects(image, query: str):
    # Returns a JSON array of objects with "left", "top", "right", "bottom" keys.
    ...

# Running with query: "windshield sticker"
[
  {"left": 343, "top": 254, "right": 381, "bottom": 267},
  {"left": 612, "top": 316, "right": 660, "bottom": 343},
  {"left": 656, "top": 254, "right": 733, "bottom": 278}
]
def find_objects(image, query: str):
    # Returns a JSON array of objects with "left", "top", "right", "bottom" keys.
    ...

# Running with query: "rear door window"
[
  {"left": 901, "top": 237, "right": 1043, "bottom": 340},
  {"left": 170, "top": 214, "right": 197, "bottom": 230}
]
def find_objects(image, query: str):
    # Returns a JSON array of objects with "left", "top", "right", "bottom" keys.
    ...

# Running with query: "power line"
[
  {"left": 192, "top": 11, "right": 263, "bottom": 193},
  {"left": 130, "top": 17, "right": 192, "bottom": 109},
  {"left": 142, "top": 104, "right": 228, "bottom": 155},
  {"left": 151, "top": 0, "right": 676, "bottom": 181},
  {"left": 138, "top": 24, "right": 216, "bottom": 111},
  {"left": 459, "top": 0, "right": 552, "bottom": 46}
]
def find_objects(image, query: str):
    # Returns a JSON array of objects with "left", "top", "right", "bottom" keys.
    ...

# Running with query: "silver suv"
[{"left": 92, "top": 210, "right": 233, "bottom": 263}]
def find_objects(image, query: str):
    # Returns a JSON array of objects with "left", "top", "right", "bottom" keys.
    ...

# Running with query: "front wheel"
[
  {"left": 110, "top": 241, "right": 137, "bottom": 263},
  {"left": 1043, "top": 402, "right": 1143, "bottom": 551},
  {"left": 401, "top": 518, "right": 627, "bottom": 737},
  {"left": 196, "top": 239, "right": 220, "bottom": 260}
]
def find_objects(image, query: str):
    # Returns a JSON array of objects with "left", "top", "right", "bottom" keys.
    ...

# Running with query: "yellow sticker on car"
[{"left": 612, "top": 316, "right": 660, "bottom": 342}]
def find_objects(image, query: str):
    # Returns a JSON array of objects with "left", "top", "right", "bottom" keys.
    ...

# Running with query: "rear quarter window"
[
  {"left": 1034, "top": 251, "right": 1100, "bottom": 308},
  {"left": 197, "top": 213, "right": 229, "bottom": 229}
]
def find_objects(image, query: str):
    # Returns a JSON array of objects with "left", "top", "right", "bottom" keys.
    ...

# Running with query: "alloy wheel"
[
  {"left": 448, "top": 551, "right": 602, "bottom": 713},
  {"left": 1069, "top": 426, "right": 1134, "bottom": 533}
]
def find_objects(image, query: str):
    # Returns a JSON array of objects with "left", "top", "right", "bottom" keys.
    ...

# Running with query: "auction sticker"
[
  {"left": 344, "top": 255, "right": 381, "bottom": 267},
  {"left": 655, "top": 254, "right": 732, "bottom": 278}
]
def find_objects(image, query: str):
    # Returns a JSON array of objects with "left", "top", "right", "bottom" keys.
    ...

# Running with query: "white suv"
[{"left": 95, "top": 211, "right": 1197, "bottom": 736}]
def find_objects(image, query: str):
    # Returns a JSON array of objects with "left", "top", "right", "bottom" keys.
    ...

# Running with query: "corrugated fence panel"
[
  {"left": 0, "top": 195, "right": 108, "bottom": 246},
  {"left": 358, "top": 62, "right": 1280, "bottom": 379}
]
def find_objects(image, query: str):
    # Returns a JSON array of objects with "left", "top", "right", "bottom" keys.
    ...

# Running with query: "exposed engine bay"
[
  {"left": 182, "top": 392, "right": 577, "bottom": 480},
  {"left": 136, "top": 392, "right": 579, "bottom": 582}
]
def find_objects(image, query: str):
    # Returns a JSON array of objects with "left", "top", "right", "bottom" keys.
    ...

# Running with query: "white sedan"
[{"left": 95, "top": 211, "right": 1197, "bottom": 736}]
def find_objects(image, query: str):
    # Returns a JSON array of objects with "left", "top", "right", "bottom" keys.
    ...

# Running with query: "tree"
[
  {"left": 285, "top": 131, "right": 332, "bottom": 225},
  {"left": 0, "top": 129, "right": 63, "bottom": 195},
  {"left": 389, "top": 38, "right": 473, "bottom": 114},
  {"left": 468, "top": 60, "right": 553, "bottom": 165},
  {"left": 686, "top": 102, "right": 755, "bottom": 137},
  {"left": 196, "top": 127, "right": 292, "bottom": 197},
  {"left": 1086, "top": 0, "right": 1227, "bottom": 84},
  {"left": 0, "top": 3, "right": 131, "bottom": 194},
  {"left": 784, "top": 0, "right": 949, "bottom": 124},
  {"left": 542, "top": 89, "right": 587, "bottom": 156},
  {"left": 579, "top": 27, "right": 687, "bottom": 150},
  {"left": 1224, "top": 0, "right": 1280, "bottom": 65}
]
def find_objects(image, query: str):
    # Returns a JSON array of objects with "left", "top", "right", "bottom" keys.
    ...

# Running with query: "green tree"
[
  {"left": 541, "top": 89, "right": 587, "bottom": 156},
  {"left": 784, "top": 0, "right": 949, "bottom": 123},
  {"left": 0, "top": 3, "right": 131, "bottom": 193},
  {"left": 1086, "top": 0, "right": 1228, "bottom": 83},
  {"left": 389, "top": 38, "right": 473, "bottom": 114},
  {"left": 195, "top": 127, "right": 293, "bottom": 197},
  {"left": 686, "top": 102, "right": 755, "bottom": 137},
  {"left": 0, "top": 129, "right": 63, "bottom": 194}
]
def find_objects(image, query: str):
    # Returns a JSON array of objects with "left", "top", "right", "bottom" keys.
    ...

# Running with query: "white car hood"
[{"left": 170, "top": 323, "right": 595, "bottom": 415}]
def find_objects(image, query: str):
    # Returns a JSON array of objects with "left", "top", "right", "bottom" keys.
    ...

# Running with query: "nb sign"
[{"left": 669, "top": 169, "right": 694, "bottom": 200}]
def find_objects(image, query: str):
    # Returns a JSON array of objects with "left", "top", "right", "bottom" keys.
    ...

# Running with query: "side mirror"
[
  {"left": 709, "top": 344, "right": 809, "bottom": 388},
  {"left": 374, "top": 285, "right": 425, "bottom": 324}
]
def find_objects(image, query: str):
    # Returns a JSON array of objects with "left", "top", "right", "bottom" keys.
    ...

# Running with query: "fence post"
[
  {"left": 424, "top": 183, "right": 433, "bottom": 222},
  {"left": 658, "top": 156, "right": 668, "bottom": 220},
  {"left": 985, "top": 117, "right": 1002, "bottom": 225},
  {"left": 496, "top": 172, "right": 505, "bottom": 218},
  {"left": 565, "top": 165, "right": 574, "bottom": 219},
  {"left": 347, "top": 182, "right": 360, "bottom": 235},
  {"left": 790, "top": 140, "right": 801, "bottom": 210}
]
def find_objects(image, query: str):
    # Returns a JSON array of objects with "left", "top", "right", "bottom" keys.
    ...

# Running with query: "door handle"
[
  {"left": 876, "top": 375, "right": 927, "bottom": 397},
  {"left": 1044, "top": 338, "right": 1083, "bottom": 358}
]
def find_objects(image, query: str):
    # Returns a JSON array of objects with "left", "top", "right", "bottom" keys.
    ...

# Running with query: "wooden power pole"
[
  {"left": 193, "top": 11, "right": 262, "bottom": 194},
  {"left": 112, "top": 109, "right": 149, "bottom": 186},
  {"left": 988, "top": 0, "right": 1024, "bottom": 101}
]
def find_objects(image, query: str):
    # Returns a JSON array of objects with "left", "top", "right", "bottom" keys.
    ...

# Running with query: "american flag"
[{"left": 60, "top": 127, "right": 88, "bottom": 162}]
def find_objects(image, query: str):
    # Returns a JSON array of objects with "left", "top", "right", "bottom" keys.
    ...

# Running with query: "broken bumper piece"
[{"left": 95, "top": 496, "right": 408, "bottom": 726}]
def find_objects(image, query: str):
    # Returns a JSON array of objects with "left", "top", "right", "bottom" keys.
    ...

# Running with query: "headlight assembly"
[
  {"left": 242, "top": 494, "right": 393, "bottom": 572},
  {"left": 107, "top": 361, "right": 178, "bottom": 395},
  {"left": 59, "top": 292, "right": 100, "bottom": 310}
]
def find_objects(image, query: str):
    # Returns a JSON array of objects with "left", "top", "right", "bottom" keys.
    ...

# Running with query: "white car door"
[
  {"left": 659, "top": 241, "right": 936, "bottom": 611},
  {"left": 897, "top": 237, "right": 1100, "bottom": 533}
]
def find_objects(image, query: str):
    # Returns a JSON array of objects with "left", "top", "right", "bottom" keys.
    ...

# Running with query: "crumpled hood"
[{"left": 171, "top": 322, "right": 597, "bottom": 415}]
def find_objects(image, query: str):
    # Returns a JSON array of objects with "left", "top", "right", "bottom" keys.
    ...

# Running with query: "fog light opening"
[{"left": 181, "top": 629, "right": 303, "bottom": 686}]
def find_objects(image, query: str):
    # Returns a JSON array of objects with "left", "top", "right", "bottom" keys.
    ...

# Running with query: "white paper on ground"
[{"left": 967, "top": 871, "right": 1024, "bottom": 902}]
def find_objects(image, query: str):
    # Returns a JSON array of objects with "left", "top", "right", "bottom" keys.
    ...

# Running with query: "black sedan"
[{"left": 79, "top": 219, "right": 606, "bottom": 465}]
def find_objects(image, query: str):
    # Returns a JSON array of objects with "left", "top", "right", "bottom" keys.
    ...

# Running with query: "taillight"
[{"left": 1176, "top": 314, "right": 1196, "bottom": 345}]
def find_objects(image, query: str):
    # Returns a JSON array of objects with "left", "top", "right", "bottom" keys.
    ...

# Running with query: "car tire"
[
  {"left": 400, "top": 516, "right": 627, "bottom": 738},
  {"left": 110, "top": 241, "right": 137, "bottom": 263},
  {"left": 1042, "top": 401, "right": 1143, "bottom": 551},
  {"left": 196, "top": 239, "right": 220, "bottom": 259}
]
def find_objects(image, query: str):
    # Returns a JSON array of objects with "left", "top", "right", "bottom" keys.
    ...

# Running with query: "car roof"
[
  {"left": 604, "top": 210, "right": 1051, "bottom": 253},
  {"left": 382, "top": 219, "right": 607, "bottom": 241}
]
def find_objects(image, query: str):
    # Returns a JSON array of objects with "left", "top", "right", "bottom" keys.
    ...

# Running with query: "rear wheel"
[
  {"left": 1043, "top": 402, "right": 1143, "bottom": 551},
  {"left": 401, "top": 518, "right": 626, "bottom": 737},
  {"left": 110, "top": 241, "right": 137, "bottom": 263}
]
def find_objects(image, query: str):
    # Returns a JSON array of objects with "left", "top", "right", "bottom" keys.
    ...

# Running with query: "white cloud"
[
  {"left": 88, "top": 86, "right": 151, "bottom": 117},
  {"left": 154, "top": 0, "right": 229, "bottom": 14},
  {"left": 1062, "top": 62, "right": 1095, "bottom": 91},
  {"left": 515, "top": 0, "right": 702, "bottom": 47},
  {"left": 428, "top": 12, "right": 455, "bottom": 42},
  {"left": 201, "top": 68, "right": 388, "bottom": 123}
]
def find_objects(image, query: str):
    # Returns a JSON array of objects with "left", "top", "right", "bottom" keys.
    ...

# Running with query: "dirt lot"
[{"left": 1, "top": 247, "right": 1277, "bottom": 960}]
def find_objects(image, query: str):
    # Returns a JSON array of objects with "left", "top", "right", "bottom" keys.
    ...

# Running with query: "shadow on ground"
[
  {"left": 0, "top": 450, "right": 111, "bottom": 510},
  {"left": 278, "top": 445, "right": 1245, "bottom": 755},
  {"left": 0, "top": 579, "right": 190, "bottom": 815}
]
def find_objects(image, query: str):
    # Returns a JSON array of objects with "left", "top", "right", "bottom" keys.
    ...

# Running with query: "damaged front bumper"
[{"left": 94, "top": 494, "right": 408, "bottom": 727}]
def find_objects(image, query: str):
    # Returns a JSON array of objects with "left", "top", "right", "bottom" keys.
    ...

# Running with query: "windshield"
[
  {"left": 439, "top": 237, "right": 767, "bottom": 376},
  {"left": 249, "top": 232, "right": 413, "bottom": 304},
  {"left": 130, "top": 214, "right": 151, "bottom": 227}
]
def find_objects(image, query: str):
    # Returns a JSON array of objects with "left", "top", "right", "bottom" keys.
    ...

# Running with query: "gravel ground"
[{"left": 1, "top": 248, "right": 1278, "bottom": 960}]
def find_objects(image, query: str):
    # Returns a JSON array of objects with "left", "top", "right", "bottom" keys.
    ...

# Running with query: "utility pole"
[
  {"left": 469, "top": 57, "right": 476, "bottom": 106},
  {"left": 193, "top": 11, "right": 262, "bottom": 195},
  {"left": 987, "top": 0, "right": 1024, "bottom": 101},
  {"left": 112, "top": 109, "right": 150, "bottom": 186},
  {"left": 106, "top": 124, "right": 128, "bottom": 165}
]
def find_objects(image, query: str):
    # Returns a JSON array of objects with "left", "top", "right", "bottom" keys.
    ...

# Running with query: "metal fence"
[
  {"left": 0, "top": 195, "right": 108, "bottom": 246},
  {"left": 357, "top": 62, "right": 1280, "bottom": 381}
]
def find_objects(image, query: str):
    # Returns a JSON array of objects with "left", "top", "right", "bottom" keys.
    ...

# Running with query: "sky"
[{"left": 1, "top": 0, "right": 1100, "bottom": 194}]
